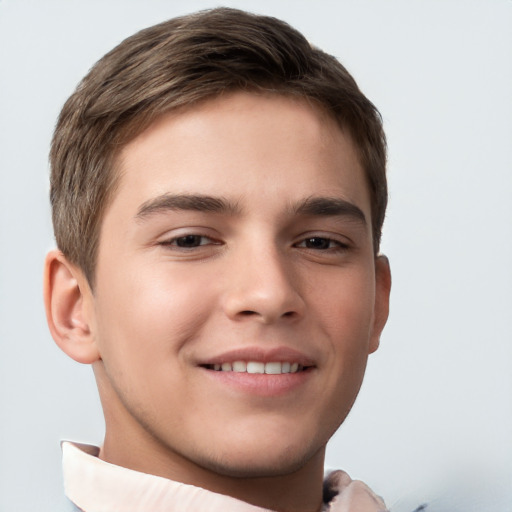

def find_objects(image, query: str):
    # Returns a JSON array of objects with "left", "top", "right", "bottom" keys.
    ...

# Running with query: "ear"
[
  {"left": 43, "top": 250, "right": 100, "bottom": 364},
  {"left": 368, "top": 255, "right": 391, "bottom": 354}
]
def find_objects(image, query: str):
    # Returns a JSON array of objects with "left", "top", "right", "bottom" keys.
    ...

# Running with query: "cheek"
[
  {"left": 316, "top": 268, "right": 376, "bottom": 345},
  {"left": 91, "top": 266, "right": 215, "bottom": 421},
  {"left": 93, "top": 263, "right": 215, "bottom": 368},
  {"left": 312, "top": 267, "right": 376, "bottom": 402}
]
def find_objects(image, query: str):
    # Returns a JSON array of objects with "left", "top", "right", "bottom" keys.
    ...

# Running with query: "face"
[{"left": 88, "top": 92, "right": 389, "bottom": 480}]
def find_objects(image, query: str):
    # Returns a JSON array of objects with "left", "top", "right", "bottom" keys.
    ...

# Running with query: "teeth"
[
  {"left": 247, "top": 361, "right": 265, "bottom": 374},
  {"left": 232, "top": 361, "right": 247, "bottom": 372},
  {"left": 265, "top": 362, "right": 281, "bottom": 374},
  {"left": 210, "top": 361, "right": 305, "bottom": 374}
]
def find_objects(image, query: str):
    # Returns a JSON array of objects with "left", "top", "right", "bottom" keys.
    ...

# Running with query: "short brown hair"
[{"left": 50, "top": 7, "right": 387, "bottom": 287}]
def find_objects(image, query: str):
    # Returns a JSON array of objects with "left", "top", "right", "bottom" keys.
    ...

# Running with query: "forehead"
[{"left": 110, "top": 92, "right": 370, "bottom": 219}]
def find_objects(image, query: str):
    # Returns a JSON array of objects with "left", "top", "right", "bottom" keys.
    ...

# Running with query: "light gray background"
[{"left": 1, "top": 1, "right": 511, "bottom": 511}]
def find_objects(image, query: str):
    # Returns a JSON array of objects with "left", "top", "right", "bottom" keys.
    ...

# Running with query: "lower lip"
[{"left": 200, "top": 367, "right": 314, "bottom": 397}]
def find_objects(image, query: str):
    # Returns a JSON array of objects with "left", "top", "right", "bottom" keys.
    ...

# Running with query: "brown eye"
[
  {"left": 295, "top": 236, "right": 349, "bottom": 252},
  {"left": 303, "top": 237, "right": 332, "bottom": 249},
  {"left": 161, "top": 234, "right": 216, "bottom": 249},
  {"left": 175, "top": 235, "right": 205, "bottom": 248}
]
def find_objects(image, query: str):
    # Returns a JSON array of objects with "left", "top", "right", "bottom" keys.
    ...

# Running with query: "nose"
[{"left": 222, "top": 244, "right": 305, "bottom": 324}]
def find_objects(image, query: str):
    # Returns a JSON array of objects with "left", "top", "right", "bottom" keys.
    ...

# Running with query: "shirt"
[{"left": 63, "top": 441, "right": 388, "bottom": 512}]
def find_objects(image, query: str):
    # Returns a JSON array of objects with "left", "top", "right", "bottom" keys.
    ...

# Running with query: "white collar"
[
  {"left": 62, "top": 441, "right": 387, "bottom": 512},
  {"left": 63, "top": 442, "right": 271, "bottom": 512}
]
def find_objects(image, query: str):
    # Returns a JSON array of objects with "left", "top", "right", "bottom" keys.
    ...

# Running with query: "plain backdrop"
[{"left": 1, "top": 1, "right": 511, "bottom": 511}]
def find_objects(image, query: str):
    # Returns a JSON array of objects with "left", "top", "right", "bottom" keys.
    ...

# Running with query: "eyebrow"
[
  {"left": 135, "top": 193, "right": 241, "bottom": 220},
  {"left": 292, "top": 196, "right": 367, "bottom": 225},
  {"left": 135, "top": 193, "right": 366, "bottom": 226}
]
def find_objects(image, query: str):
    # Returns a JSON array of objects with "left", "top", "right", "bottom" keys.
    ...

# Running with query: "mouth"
[
  {"left": 196, "top": 347, "right": 316, "bottom": 396},
  {"left": 201, "top": 361, "right": 310, "bottom": 374}
]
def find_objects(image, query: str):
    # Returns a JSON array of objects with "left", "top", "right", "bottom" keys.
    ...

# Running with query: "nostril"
[{"left": 238, "top": 310, "right": 296, "bottom": 319}]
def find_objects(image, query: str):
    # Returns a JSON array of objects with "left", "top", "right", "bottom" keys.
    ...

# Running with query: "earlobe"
[
  {"left": 368, "top": 255, "right": 391, "bottom": 354},
  {"left": 43, "top": 250, "right": 100, "bottom": 364}
]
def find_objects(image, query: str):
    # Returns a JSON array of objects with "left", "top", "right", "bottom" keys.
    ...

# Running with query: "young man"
[{"left": 44, "top": 7, "right": 391, "bottom": 512}]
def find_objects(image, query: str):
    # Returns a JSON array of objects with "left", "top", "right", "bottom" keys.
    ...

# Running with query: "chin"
[
  {"left": 184, "top": 413, "right": 334, "bottom": 479},
  {"left": 193, "top": 436, "right": 323, "bottom": 479}
]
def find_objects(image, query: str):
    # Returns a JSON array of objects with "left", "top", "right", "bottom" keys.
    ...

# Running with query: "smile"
[
  {"left": 199, "top": 350, "right": 315, "bottom": 396},
  {"left": 203, "top": 361, "right": 307, "bottom": 374}
]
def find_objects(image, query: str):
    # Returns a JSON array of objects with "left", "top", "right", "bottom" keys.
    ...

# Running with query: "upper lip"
[{"left": 196, "top": 346, "right": 316, "bottom": 367}]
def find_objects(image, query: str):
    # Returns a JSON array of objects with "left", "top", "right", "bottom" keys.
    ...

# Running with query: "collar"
[{"left": 62, "top": 441, "right": 387, "bottom": 512}]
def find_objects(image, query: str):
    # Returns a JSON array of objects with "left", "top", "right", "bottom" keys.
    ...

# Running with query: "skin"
[{"left": 45, "top": 92, "right": 391, "bottom": 512}]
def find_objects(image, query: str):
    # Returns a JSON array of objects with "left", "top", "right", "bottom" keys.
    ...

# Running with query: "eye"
[
  {"left": 163, "top": 234, "right": 216, "bottom": 249},
  {"left": 296, "top": 237, "right": 347, "bottom": 250}
]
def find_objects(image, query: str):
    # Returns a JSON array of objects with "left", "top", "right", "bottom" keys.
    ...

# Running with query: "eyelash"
[
  {"left": 160, "top": 234, "right": 219, "bottom": 249},
  {"left": 294, "top": 237, "right": 349, "bottom": 252},
  {"left": 160, "top": 234, "right": 349, "bottom": 252}
]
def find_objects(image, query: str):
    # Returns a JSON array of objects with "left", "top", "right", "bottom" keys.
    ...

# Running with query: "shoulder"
[{"left": 323, "top": 470, "right": 389, "bottom": 511}]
